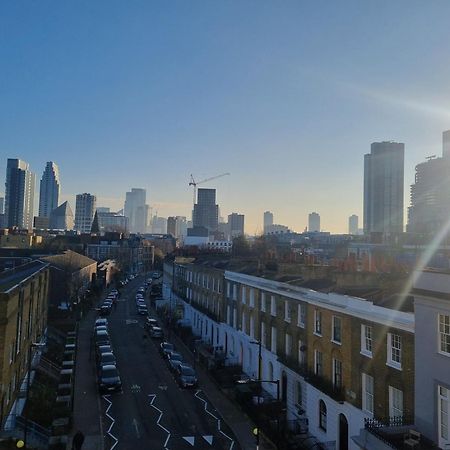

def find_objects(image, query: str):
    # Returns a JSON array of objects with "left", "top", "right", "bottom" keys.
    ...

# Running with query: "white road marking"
[
  {"left": 202, "top": 435, "right": 214, "bottom": 445},
  {"left": 103, "top": 394, "right": 119, "bottom": 450},
  {"left": 195, "top": 390, "right": 235, "bottom": 450},
  {"left": 148, "top": 394, "right": 171, "bottom": 449},
  {"left": 182, "top": 436, "right": 195, "bottom": 446},
  {"left": 132, "top": 418, "right": 141, "bottom": 438}
]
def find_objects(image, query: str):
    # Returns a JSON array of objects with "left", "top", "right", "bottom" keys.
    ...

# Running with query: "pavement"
[{"left": 71, "top": 275, "right": 275, "bottom": 450}]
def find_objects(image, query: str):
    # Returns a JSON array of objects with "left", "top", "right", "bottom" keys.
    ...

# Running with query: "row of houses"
[{"left": 165, "top": 259, "right": 449, "bottom": 449}]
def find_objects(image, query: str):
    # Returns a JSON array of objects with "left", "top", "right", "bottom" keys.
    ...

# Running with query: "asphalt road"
[{"left": 99, "top": 276, "right": 238, "bottom": 450}]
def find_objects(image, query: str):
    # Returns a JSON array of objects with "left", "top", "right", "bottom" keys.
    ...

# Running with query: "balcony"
[
  {"left": 359, "top": 417, "right": 439, "bottom": 450},
  {"left": 191, "top": 301, "right": 220, "bottom": 323},
  {"left": 277, "top": 355, "right": 345, "bottom": 403}
]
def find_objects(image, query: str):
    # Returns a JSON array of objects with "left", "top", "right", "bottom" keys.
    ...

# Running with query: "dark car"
[
  {"left": 167, "top": 351, "right": 184, "bottom": 372},
  {"left": 149, "top": 326, "right": 164, "bottom": 339},
  {"left": 95, "top": 330, "right": 110, "bottom": 346},
  {"left": 98, "top": 364, "right": 122, "bottom": 393},
  {"left": 160, "top": 342, "right": 174, "bottom": 358},
  {"left": 99, "top": 305, "right": 111, "bottom": 317},
  {"left": 145, "top": 318, "right": 158, "bottom": 330},
  {"left": 98, "top": 352, "right": 116, "bottom": 368},
  {"left": 96, "top": 344, "right": 113, "bottom": 361},
  {"left": 137, "top": 305, "right": 148, "bottom": 316},
  {"left": 95, "top": 318, "right": 108, "bottom": 327},
  {"left": 176, "top": 364, "right": 198, "bottom": 388}
]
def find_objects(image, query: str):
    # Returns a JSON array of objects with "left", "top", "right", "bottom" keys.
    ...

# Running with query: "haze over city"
[{"left": 1, "top": 1, "right": 450, "bottom": 233}]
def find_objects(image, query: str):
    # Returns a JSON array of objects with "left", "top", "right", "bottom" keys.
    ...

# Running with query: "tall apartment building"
[
  {"left": 228, "top": 213, "right": 245, "bottom": 238},
  {"left": 0, "top": 197, "right": 4, "bottom": 214},
  {"left": 348, "top": 215, "right": 358, "bottom": 235},
  {"left": 124, "top": 188, "right": 148, "bottom": 234},
  {"left": 96, "top": 211, "right": 129, "bottom": 233},
  {"left": 74, "top": 193, "right": 96, "bottom": 233},
  {"left": 408, "top": 131, "right": 450, "bottom": 236},
  {"left": 4, "top": 159, "right": 36, "bottom": 230},
  {"left": 364, "top": 142, "right": 404, "bottom": 237},
  {"left": 192, "top": 188, "right": 219, "bottom": 234},
  {"left": 169, "top": 261, "right": 414, "bottom": 449},
  {"left": 263, "top": 211, "right": 274, "bottom": 233},
  {"left": 0, "top": 260, "right": 49, "bottom": 426},
  {"left": 308, "top": 212, "right": 320, "bottom": 232},
  {"left": 167, "top": 216, "right": 188, "bottom": 240},
  {"left": 38, "top": 161, "right": 60, "bottom": 218}
]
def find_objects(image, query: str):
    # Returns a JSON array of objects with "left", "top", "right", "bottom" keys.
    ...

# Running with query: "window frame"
[
  {"left": 387, "top": 333, "right": 402, "bottom": 370},
  {"left": 319, "top": 400, "right": 327, "bottom": 431},
  {"left": 439, "top": 314, "right": 450, "bottom": 356},
  {"left": 297, "top": 303, "right": 306, "bottom": 328},
  {"left": 314, "top": 309, "right": 322, "bottom": 336},
  {"left": 362, "top": 373, "right": 374, "bottom": 416},
  {"left": 389, "top": 386, "right": 403, "bottom": 418},
  {"left": 361, "top": 324, "right": 373, "bottom": 358},
  {"left": 314, "top": 349, "right": 323, "bottom": 376},
  {"left": 332, "top": 316, "right": 342, "bottom": 344}
]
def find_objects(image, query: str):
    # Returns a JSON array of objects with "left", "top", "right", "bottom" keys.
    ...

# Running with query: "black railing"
[
  {"left": 365, "top": 416, "right": 414, "bottom": 429},
  {"left": 191, "top": 301, "right": 220, "bottom": 323}
]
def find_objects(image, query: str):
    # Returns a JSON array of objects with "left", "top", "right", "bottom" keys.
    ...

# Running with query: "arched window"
[
  {"left": 268, "top": 361, "right": 274, "bottom": 381},
  {"left": 319, "top": 400, "right": 327, "bottom": 431}
]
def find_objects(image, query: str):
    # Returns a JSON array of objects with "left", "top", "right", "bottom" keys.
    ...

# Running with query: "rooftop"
[{"left": 0, "top": 260, "right": 49, "bottom": 293}]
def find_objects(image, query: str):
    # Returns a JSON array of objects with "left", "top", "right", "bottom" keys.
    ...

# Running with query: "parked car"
[
  {"left": 176, "top": 364, "right": 198, "bottom": 388},
  {"left": 160, "top": 342, "right": 174, "bottom": 358},
  {"left": 95, "top": 318, "right": 108, "bottom": 327},
  {"left": 145, "top": 318, "right": 158, "bottom": 332},
  {"left": 95, "top": 330, "right": 110, "bottom": 346},
  {"left": 149, "top": 326, "right": 164, "bottom": 339},
  {"left": 94, "top": 325, "right": 108, "bottom": 335},
  {"left": 98, "top": 364, "right": 122, "bottom": 393},
  {"left": 99, "top": 305, "right": 111, "bottom": 317},
  {"left": 167, "top": 351, "right": 184, "bottom": 372},
  {"left": 96, "top": 344, "right": 113, "bottom": 361},
  {"left": 97, "top": 351, "right": 116, "bottom": 368},
  {"left": 137, "top": 305, "right": 148, "bottom": 316}
]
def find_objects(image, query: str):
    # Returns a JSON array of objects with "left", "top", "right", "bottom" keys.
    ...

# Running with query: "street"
[{"left": 99, "top": 277, "right": 238, "bottom": 450}]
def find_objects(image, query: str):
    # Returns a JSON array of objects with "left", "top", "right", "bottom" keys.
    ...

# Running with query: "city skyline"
[{"left": 1, "top": 2, "right": 450, "bottom": 233}]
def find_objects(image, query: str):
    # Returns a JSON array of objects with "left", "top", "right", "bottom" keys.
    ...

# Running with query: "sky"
[{"left": 1, "top": 1, "right": 450, "bottom": 234}]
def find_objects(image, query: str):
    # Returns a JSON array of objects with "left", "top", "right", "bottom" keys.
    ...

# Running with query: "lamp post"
[{"left": 24, "top": 341, "right": 46, "bottom": 448}]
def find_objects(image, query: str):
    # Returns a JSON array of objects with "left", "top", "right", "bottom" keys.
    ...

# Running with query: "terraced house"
[
  {"left": 0, "top": 260, "right": 50, "bottom": 427},
  {"left": 171, "top": 261, "right": 414, "bottom": 450}
]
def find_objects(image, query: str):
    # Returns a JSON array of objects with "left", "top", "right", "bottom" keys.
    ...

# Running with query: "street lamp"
[
  {"left": 24, "top": 341, "right": 46, "bottom": 448},
  {"left": 249, "top": 340, "right": 262, "bottom": 381}
]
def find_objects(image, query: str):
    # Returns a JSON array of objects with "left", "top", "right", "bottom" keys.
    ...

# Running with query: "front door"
[{"left": 338, "top": 414, "right": 348, "bottom": 450}]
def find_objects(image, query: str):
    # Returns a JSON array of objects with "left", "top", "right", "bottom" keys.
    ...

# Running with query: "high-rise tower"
[
  {"left": 39, "top": 161, "right": 60, "bottom": 218},
  {"left": 74, "top": 193, "right": 96, "bottom": 233},
  {"left": 192, "top": 188, "right": 219, "bottom": 233},
  {"left": 364, "top": 142, "right": 404, "bottom": 236},
  {"left": 4, "top": 158, "right": 36, "bottom": 230}
]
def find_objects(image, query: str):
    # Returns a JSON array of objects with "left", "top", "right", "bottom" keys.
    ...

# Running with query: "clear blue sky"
[{"left": 1, "top": 1, "right": 450, "bottom": 233}]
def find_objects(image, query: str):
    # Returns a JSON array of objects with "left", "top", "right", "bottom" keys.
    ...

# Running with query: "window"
[
  {"left": 249, "top": 289, "right": 255, "bottom": 308},
  {"left": 332, "top": 316, "right": 342, "bottom": 343},
  {"left": 242, "top": 311, "right": 247, "bottom": 334},
  {"left": 314, "top": 310, "right": 322, "bottom": 335},
  {"left": 270, "top": 296, "right": 276, "bottom": 316},
  {"left": 260, "top": 293, "right": 266, "bottom": 312},
  {"left": 271, "top": 326, "right": 277, "bottom": 353},
  {"left": 439, "top": 386, "right": 449, "bottom": 445},
  {"left": 319, "top": 400, "right": 327, "bottom": 431},
  {"left": 296, "top": 381, "right": 303, "bottom": 406},
  {"left": 298, "top": 340, "right": 306, "bottom": 366},
  {"left": 233, "top": 284, "right": 237, "bottom": 300},
  {"left": 362, "top": 373, "right": 374, "bottom": 415},
  {"left": 285, "top": 333, "right": 292, "bottom": 356},
  {"left": 314, "top": 350, "right": 323, "bottom": 376},
  {"left": 439, "top": 314, "right": 450, "bottom": 355},
  {"left": 361, "top": 324, "right": 373, "bottom": 357},
  {"left": 226, "top": 305, "right": 231, "bottom": 325},
  {"left": 268, "top": 361, "right": 274, "bottom": 381},
  {"left": 284, "top": 300, "right": 291, "bottom": 322},
  {"left": 387, "top": 333, "right": 402, "bottom": 369},
  {"left": 298, "top": 303, "right": 306, "bottom": 327},
  {"left": 389, "top": 386, "right": 403, "bottom": 417},
  {"left": 233, "top": 308, "right": 237, "bottom": 328},
  {"left": 261, "top": 322, "right": 266, "bottom": 348},
  {"left": 333, "top": 358, "right": 342, "bottom": 389},
  {"left": 250, "top": 315, "right": 255, "bottom": 338},
  {"left": 242, "top": 287, "right": 246, "bottom": 304}
]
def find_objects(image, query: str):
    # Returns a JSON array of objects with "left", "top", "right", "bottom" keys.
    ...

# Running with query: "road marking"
[
  {"left": 158, "top": 383, "right": 168, "bottom": 391},
  {"left": 202, "top": 435, "right": 214, "bottom": 445},
  {"left": 132, "top": 418, "right": 141, "bottom": 438},
  {"left": 103, "top": 395, "right": 119, "bottom": 450},
  {"left": 182, "top": 436, "right": 195, "bottom": 446},
  {"left": 131, "top": 384, "right": 141, "bottom": 393},
  {"left": 195, "top": 390, "right": 234, "bottom": 450},
  {"left": 126, "top": 319, "right": 138, "bottom": 325},
  {"left": 148, "top": 394, "right": 171, "bottom": 450}
]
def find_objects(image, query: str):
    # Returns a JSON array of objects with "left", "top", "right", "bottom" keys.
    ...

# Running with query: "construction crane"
[{"left": 189, "top": 172, "right": 230, "bottom": 205}]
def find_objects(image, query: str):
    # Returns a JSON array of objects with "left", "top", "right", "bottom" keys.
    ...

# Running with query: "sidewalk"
[
  {"left": 156, "top": 313, "right": 276, "bottom": 450},
  {"left": 71, "top": 307, "right": 104, "bottom": 450}
]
